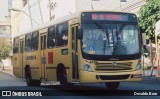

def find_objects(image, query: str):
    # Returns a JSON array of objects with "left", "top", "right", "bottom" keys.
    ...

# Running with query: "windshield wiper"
[
  {"left": 117, "top": 23, "right": 126, "bottom": 35},
  {"left": 94, "top": 22, "right": 108, "bottom": 34},
  {"left": 94, "top": 22, "right": 108, "bottom": 54},
  {"left": 113, "top": 23, "right": 126, "bottom": 55}
]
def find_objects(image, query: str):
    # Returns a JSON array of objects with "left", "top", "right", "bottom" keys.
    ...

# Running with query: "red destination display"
[{"left": 91, "top": 14, "right": 128, "bottom": 21}]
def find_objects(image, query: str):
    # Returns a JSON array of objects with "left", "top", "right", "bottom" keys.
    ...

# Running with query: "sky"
[{"left": 0, "top": 0, "right": 8, "bottom": 19}]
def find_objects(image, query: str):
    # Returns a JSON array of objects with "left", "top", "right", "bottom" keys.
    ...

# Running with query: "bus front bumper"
[{"left": 79, "top": 70, "right": 142, "bottom": 83}]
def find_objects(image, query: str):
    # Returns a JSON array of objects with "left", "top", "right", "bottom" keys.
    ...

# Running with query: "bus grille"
[
  {"left": 98, "top": 75, "right": 130, "bottom": 80},
  {"left": 95, "top": 62, "right": 132, "bottom": 71}
]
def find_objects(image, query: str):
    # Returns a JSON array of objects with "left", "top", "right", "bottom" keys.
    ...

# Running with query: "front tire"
[
  {"left": 105, "top": 82, "right": 120, "bottom": 90},
  {"left": 57, "top": 66, "right": 70, "bottom": 89},
  {"left": 25, "top": 66, "right": 40, "bottom": 86},
  {"left": 26, "top": 74, "right": 33, "bottom": 86},
  {"left": 25, "top": 66, "right": 33, "bottom": 86}
]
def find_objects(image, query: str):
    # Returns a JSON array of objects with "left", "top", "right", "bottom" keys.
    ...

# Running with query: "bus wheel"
[
  {"left": 25, "top": 66, "right": 33, "bottom": 86},
  {"left": 57, "top": 66, "right": 68, "bottom": 89},
  {"left": 105, "top": 82, "right": 120, "bottom": 90},
  {"left": 26, "top": 75, "right": 32, "bottom": 86},
  {"left": 26, "top": 76, "right": 40, "bottom": 86}
]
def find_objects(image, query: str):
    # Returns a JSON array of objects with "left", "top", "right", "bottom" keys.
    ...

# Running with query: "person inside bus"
[
  {"left": 114, "top": 37, "right": 127, "bottom": 55},
  {"left": 62, "top": 34, "right": 68, "bottom": 45},
  {"left": 94, "top": 30, "right": 108, "bottom": 55},
  {"left": 48, "top": 38, "right": 55, "bottom": 48},
  {"left": 82, "top": 30, "right": 94, "bottom": 54},
  {"left": 83, "top": 29, "right": 109, "bottom": 55}
]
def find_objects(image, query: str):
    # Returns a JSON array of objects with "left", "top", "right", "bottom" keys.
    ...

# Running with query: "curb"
[
  {"left": 143, "top": 76, "right": 160, "bottom": 82},
  {"left": 0, "top": 69, "right": 15, "bottom": 77},
  {"left": 155, "top": 77, "right": 160, "bottom": 82}
]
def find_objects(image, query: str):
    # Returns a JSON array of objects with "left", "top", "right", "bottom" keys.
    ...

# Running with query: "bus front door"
[
  {"left": 71, "top": 25, "right": 79, "bottom": 81},
  {"left": 20, "top": 39, "right": 24, "bottom": 78},
  {"left": 40, "top": 33, "right": 47, "bottom": 79}
]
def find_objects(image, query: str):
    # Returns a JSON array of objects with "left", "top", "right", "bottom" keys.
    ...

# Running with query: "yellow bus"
[{"left": 13, "top": 11, "right": 142, "bottom": 89}]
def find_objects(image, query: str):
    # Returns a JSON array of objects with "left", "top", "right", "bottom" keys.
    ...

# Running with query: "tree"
[
  {"left": 138, "top": 0, "right": 160, "bottom": 41},
  {"left": 0, "top": 37, "right": 12, "bottom": 69},
  {"left": 139, "top": 0, "right": 160, "bottom": 76}
]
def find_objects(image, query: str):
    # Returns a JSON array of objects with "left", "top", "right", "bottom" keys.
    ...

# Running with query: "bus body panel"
[
  {"left": 23, "top": 51, "right": 41, "bottom": 79},
  {"left": 79, "top": 69, "right": 142, "bottom": 83},
  {"left": 13, "top": 53, "right": 21, "bottom": 77}
]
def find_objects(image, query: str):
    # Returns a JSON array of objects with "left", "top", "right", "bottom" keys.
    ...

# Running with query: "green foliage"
[
  {"left": 0, "top": 38, "right": 12, "bottom": 60},
  {"left": 138, "top": 0, "right": 160, "bottom": 40}
]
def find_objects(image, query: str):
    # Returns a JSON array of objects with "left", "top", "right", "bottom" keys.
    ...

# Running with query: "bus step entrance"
[
  {"left": 41, "top": 80, "right": 60, "bottom": 86},
  {"left": 72, "top": 79, "right": 80, "bottom": 84}
]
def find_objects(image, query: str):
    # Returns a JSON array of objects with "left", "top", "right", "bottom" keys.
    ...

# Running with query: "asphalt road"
[
  {"left": 0, "top": 71, "right": 160, "bottom": 99},
  {"left": 0, "top": 71, "right": 27, "bottom": 87}
]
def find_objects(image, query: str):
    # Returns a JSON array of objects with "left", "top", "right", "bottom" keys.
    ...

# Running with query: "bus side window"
[
  {"left": 31, "top": 31, "right": 39, "bottom": 51},
  {"left": 47, "top": 26, "right": 56, "bottom": 48},
  {"left": 25, "top": 33, "right": 32, "bottom": 52},
  {"left": 13, "top": 38, "right": 19, "bottom": 53},
  {"left": 56, "top": 22, "right": 68, "bottom": 46}
]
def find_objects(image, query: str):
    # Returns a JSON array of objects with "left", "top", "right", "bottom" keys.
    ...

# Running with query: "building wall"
[
  {"left": 11, "top": 0, "right": 23, "bottom": 37},
  {"left": 0, "top": 0, "right": 13, "bottom": 18},
  {"left": 8, "top": 0, "right": 13, "bottom": 16},
  {"left": 1, "top": 57, "right": 12, "bottom": 67},
  {"left": 0, "top": 0, "right": 8, "bottom": 18}
]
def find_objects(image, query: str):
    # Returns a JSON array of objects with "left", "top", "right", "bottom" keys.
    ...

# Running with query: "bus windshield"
[{"left": 82, "top": 23, "right": 140, "bottom": 55}]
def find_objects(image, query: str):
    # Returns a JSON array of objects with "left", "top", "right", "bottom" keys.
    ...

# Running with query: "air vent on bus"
[
  {"left": 98, "top": 74, "right": 130, "bottom": 80},
  {"left": 95, "top": 62, "right": 132, "bottom": 71}
]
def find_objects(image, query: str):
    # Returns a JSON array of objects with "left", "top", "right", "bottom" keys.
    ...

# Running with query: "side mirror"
[
  {"left": 77, "top": 29, "right": 83, "bottom": 39},
  {"left": 140, "top": 28, "right": 146, "bottom": 46},
  {"left": 142, "top": 33, "right": 146, "bottom": 46},
  {"left": 140, "top": 28, "right": 149, "bottom": 56}
]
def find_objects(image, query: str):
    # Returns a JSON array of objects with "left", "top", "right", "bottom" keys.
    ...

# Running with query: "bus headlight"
[
  {"left": 136, "top": 59, "right": 141, "bottom": 70},
  {"left": 83, "top": 64, "right": 92, "bottom": 72}
]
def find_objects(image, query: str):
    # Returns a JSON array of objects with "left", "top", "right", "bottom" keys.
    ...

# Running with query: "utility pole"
[
  {"left": 48, "top": 0, "right": 58, "bottom": 21},
  {"left": 27, "top": 0, "right": 33, "bottom": 27},
  {"left": 49, "top": 0, "right": 51, "bottom": 21},
  {"left": 38, "top": 0, "right": 44, "bottom": 24}
]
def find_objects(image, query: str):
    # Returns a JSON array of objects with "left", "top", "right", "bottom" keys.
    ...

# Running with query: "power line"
[
  {"left": 114, "top": 0, "right": 136, "bottom": 10},
  {"left": 121, "top": 0, "right": 146, "bottom": 12},
  {"left": 114, "top": 0, "right": 146, "bottom": 12}
]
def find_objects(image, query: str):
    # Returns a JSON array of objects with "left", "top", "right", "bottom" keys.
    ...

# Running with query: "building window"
[
  {"left": 13, "top": 38, "right": 19, "bottom": 53},
  {"left": 25, "top": 33, "right": 32, "bottom": 52},
  {"left": 48, "top": 26, "right": 56, "bottom": 48},
  {"left": 56, "top": 22, "right": 68, "bottom": 46},
  {"left": 31, "top": 31, "right": 39, "bottom": 51}
]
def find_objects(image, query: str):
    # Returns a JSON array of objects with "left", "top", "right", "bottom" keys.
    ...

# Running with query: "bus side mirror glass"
[
  {"left": 142, "top": 33, "right": 146, "bottom": 46},
  {"left": 77, "top": 29, "right": 83, "bottom": 39},
  {"left": 142, "top": 34, "right": 149, "bottom": 57},
  {"left": 140, "top": 28, "right": 149, "bottom": 56},
  {"left": 140, "top": 28, "right": 146, "bottom": 46}
]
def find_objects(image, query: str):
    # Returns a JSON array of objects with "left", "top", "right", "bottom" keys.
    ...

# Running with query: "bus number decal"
[
  {"left": 83, "top": 59, "right": 97, "bottom": 64},
  {"left": 89, "top": 61, "right": 94, "bottom": 64},
  {"left": 89, "top": 60, "right": 97, "bottom": 64},
  {"left": 48, "top": 52, "right": 54, "bottom": 64},
  {"left": 26, "top": 56, "right": 36, "bottom": 60}
]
